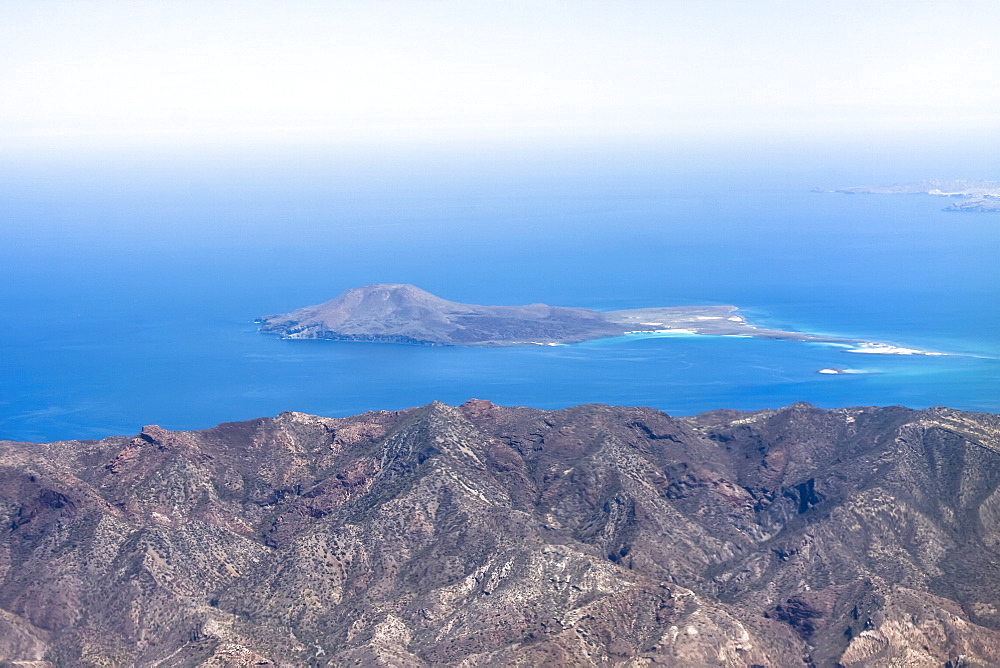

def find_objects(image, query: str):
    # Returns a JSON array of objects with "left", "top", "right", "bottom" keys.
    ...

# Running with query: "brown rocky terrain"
[{"left": 2, "top": 400, "right": 1000, "bottom": 666}]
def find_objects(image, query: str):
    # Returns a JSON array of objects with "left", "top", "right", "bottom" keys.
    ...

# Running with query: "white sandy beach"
[{"left": 847, "top": 343, "right": 945, "bottom": 356}]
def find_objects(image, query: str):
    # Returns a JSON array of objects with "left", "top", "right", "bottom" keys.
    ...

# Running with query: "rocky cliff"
[{"left": 2, "top": 401, "right": 1000, "bottom": 666}]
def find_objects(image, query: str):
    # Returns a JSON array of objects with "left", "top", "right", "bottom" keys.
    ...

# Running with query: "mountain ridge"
[{"left": 2, "top": 400, "right": 1000, "bottom": 665}]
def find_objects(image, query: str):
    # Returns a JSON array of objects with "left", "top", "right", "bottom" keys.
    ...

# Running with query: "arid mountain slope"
[
  {"left": 2, "top": 401, "right": 1000, "bottom": 666},
  {"left": 256, "top": 283, "right": 628, "bottom": 345}
]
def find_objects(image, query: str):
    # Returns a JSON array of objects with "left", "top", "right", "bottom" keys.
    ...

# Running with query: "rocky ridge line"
[{"left": 2, "top": 400, "right": 1000, "bottom": 665}]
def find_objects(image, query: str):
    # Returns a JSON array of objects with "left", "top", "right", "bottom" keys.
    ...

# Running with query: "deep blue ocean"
[{"left": 2, "top": 141, "right": 998, "bottom": 442}]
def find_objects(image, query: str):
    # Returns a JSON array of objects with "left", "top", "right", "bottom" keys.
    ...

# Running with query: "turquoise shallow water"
[{"left": 2, "top": 148, "right": 998, "bottom": 441}]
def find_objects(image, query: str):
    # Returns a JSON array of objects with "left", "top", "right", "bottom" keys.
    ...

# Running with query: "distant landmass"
[
  {"left": 816, "top": 179, "right": 1000, "bottom": 212},
  {"left": 943, "top": 198, "right": 1000, "bottom": 213},
  {"left": 3, "top": 400, "right": 1000, "bottom": 664},
  {"left": 257, "top": 283, "right": 940, "bottom": 354}
]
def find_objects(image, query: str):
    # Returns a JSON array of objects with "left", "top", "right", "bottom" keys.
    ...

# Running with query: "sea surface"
[{"left": 2, "top": 142, "right": 998, "bottom": 442}]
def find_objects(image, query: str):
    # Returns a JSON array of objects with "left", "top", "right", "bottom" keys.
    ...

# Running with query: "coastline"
[
  {"left": 607, "top": 308, "right": 949, "bottom": 356},
  {"left": 259, "top": 311, "right": 952, "bottom": 355},
  {"left": 258, "top": 285, "right": 953, "bottom": 356}
]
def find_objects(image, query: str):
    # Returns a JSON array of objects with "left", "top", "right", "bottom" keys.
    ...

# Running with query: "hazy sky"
[{"left": 2, "top": 0, "right": 998, "bottom": 147}]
